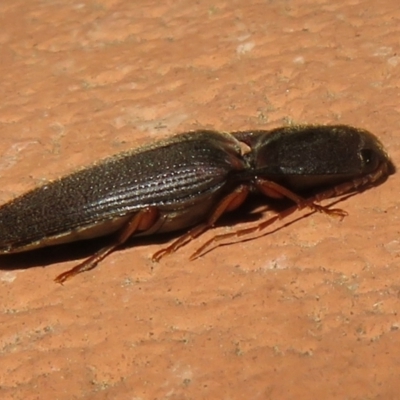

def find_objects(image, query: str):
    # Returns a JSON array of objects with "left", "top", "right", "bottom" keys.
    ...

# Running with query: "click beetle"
[{"left": 0, "top": 125, "right": 393, "bottom": 282}]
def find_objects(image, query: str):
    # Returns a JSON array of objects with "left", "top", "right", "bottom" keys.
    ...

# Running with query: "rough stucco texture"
[{"left": 1, "top": 0, "right": 400, "bottom": 399}]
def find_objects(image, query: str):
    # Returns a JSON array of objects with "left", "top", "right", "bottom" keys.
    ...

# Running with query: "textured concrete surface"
[{"left": 1, "top": 0, "right": 400, "bottom": 399}]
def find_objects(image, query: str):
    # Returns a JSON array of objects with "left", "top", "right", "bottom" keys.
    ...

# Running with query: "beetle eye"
[{"left": 360, "top": 149, "right": 375, "bottom": 165}]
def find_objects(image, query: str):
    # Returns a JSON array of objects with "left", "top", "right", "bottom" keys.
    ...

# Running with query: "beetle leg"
[
  {"left": 190, "top": 197, "right": 345, "bottom": 260},
  {"left": 191, "top": 169, "right": 384, "bottom": 259},
  {"left": 314, "top": 163, "right": 388, "bottom": 202},
  {"left": 151, "top": 185, "right": 250, "bottom": 262},
  {"left": 256, "top": 178, "right": 346, "bottom": 217},
  {"left": 55, "top": 207, "right": 159, "bottom": 283}
]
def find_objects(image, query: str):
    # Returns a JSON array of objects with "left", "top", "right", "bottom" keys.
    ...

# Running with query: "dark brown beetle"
[{"left": 0, "top": 125, "right": 393, "bottom": 283}]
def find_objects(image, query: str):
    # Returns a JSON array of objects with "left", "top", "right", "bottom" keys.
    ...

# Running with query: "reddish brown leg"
[
  {"left": 151, "top": 185, "right": 250, "bottom": 262},
  {"left": 190, "top": 169, "right": 384, "bottom": 260},
  {"left": 256, "top": 179, "right": 346, "bottom": 217},
  {"left": 55, "top": 207, "right": 159, "bottom": 284}
]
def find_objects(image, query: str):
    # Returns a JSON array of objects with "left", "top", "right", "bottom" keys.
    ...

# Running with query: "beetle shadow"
[
  {"left": 0, "top": 236, "right": 111, "bottom": 271},
  {"left": 0, "top": 195, "right": 283, "bottom": 273}
]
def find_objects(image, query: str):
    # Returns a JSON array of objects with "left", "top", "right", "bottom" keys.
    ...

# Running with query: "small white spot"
[
  {"left": 263, "top": 256, "right": 288, "bottom": 270},
  {"left": 0, "top": 141, "right": 38, "bottom": 170},
  {"left": 373, "top": 46, "right": 392, "bottom": 57},
  {"left": 237, "top": 42, "right": 255, "bottom": 54},
  {"left": 293, "top": 56, "right": 305, "bottom": 64},
  {"left": 384, "top": 240, "right": 400, "bottom": 254},
  {"left": 1, "top": 271, "right": 17, "bottom": 283},
  {"left": 388, "top": 56, "right": 400, "bottom": 67}
]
